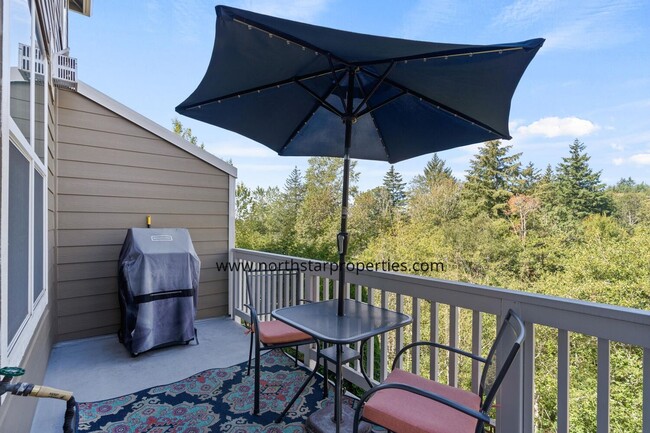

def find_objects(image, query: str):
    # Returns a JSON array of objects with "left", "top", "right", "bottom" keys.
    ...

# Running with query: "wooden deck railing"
[{"left": 230, "top": 248, "right": 650, "bottom": 433}]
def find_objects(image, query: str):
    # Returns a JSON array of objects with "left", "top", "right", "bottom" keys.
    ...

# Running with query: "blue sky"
[{"left": 69, "top": 0, "right": 650, "bottom": 191}]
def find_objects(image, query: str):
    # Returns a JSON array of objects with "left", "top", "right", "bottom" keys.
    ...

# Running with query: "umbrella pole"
[
  {"left": 337, "top": 152, "right": 350, "bottom": 317},
  {"left": 336, "top": 68, "right": 356, "bottom": 317}
]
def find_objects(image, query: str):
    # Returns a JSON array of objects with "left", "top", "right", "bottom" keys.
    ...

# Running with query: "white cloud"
[
  {"left": 629, "top": 154, "right": 650, "bottom": 165},
  {"left": 610, "top": 142, "right": 625, "bottom": 151},
  {"left": 516, "top": 116, "right": 599, "bottom": 138},
  {"left": 611, "top": 153, "right": 650, "bottom": 167}
]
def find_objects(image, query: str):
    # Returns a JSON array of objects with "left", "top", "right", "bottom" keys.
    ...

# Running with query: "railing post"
[
  {"left": 643, "top": 347, "right": 650, "bottom": 433},
  {"left": 430, "top": 301, "right": 439, "bottom": 381},
  {"left": 471, "top": 310, "right": 482, "bottom": 394},
  {"left": 449, "top": 305, "right": 459, "bottom": 387},
  {"left": 523, "top": 321, "right": 536, "bottom": 433},
  {"left": 497, "top": 302, "right": 524, "bottom": 433},
  {"left": 412, "top": 297, "right": 421, "bottom": 375},
  {"left": 597, "top": 338, "right": 610, "bottom": 433},
  {"left": 558, "top": 329, "right": 570, "bottom": 433}
]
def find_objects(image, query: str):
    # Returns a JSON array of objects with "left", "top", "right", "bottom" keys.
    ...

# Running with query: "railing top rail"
[{"left": 232, "top": 248, "right": 650, "bottom": 347}]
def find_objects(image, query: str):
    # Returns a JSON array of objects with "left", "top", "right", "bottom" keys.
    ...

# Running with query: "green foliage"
[
  {"left": 294, "top": 157, "right": 358, "bottom": 261},
  {"left": 382, "top": 165, "right": 407, "bottom": 209},
  {"left": 411, "top": 153, "right": 455, "bottom": 192},
  {"left": 348, "top": 187, "right": 392, "bottom": 255},
  {"left": 607, "top": 178, "right": 650, "bottom": 229},
  {"left": 463, "top": 140, "right": 522, "bottom": 217},
  {"left": 234, "top": 139, "right": 649, "bottom": 432},
  {"left": 171, "top": 117, "right": 205, "bottom": 149},
  {"left": 554, "top": 139, "right": 610, "bottom": 218}
]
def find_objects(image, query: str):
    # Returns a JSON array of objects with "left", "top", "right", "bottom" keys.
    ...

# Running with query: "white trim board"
[{"left": 75, "top": 81, "right": 238, "bottom": 179}]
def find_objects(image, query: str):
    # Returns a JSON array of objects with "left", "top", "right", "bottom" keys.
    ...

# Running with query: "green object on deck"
[{"left": 0, "top": 367, "right": 25, "bottom": 377}]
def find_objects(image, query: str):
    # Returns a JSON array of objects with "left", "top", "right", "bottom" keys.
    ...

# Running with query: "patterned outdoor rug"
[{"left": 77, "top": 350, "right": 350, "bottom": 432}]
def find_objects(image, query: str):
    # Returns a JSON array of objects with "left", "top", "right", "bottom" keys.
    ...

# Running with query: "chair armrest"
[
  {"left": 356, "top": 382, "right": 490, "bottom": 425},
  {"left": 359, "top": 338, "right": 375, "bottom": 388},
  {"left": 393, "top": 341, "right": 486, "bottom": 371},
  {"left": 243, "top": 303, "right": 260, "bottom": 328}
]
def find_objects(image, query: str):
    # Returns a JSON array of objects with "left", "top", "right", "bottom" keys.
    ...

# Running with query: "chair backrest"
[
  {"left": 245, "top": 269, "right": 301, "bottom": 317},
  {"left": 478, "top": 309, "right": 525, "bottom": 414}
]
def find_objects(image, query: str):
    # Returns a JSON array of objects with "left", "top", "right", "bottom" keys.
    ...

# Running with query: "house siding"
[{"left": 55, "top": 89, "right": 230, "bottom": 341}]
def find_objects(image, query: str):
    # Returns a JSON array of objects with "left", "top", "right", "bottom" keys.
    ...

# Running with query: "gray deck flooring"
[{"left": 31, "top": 317, "right": 251, "bottom": 433}]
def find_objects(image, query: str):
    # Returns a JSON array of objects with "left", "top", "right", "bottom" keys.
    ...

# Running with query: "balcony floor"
[{"left": 31, "top": 316, "right": 250, "bottom": 433}]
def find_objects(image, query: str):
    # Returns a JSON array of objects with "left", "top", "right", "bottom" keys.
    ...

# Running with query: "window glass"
[
  {"left": 10, "top": 0, "right": 33, "bottom": 144},
  {"left": 35, "top": 27, "right": 47, "bottom": 163},
  {"left": 34, "top": 170, "right": 45, "bottom": 301},
  {"left": 8, "top": 144, "right": 31, "bottom": 343}
]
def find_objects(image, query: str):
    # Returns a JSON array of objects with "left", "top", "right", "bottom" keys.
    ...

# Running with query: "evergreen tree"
[
  {"left": 283, "top": 166, "right": 305, "bottom": 210},
  {"left": 409, "top": 154, "right": 461, "bottom": 227},
  {"left": 554, "top": 139, "right": 610, "bottom": 219},
  {"left": 541, "top": 164, "right": 554, "bottom": 183},
  {"left": 270, "top": 167, "right": 305, "bottom": 253},
  {"left": 463, "top": 140, "right": 522, "bottom": 217},
  {"left": 412, "top": 154, "right": 454, "bottom": 191},
  {"left": 519, "top": 162, "right": 542, "bottom": 194},
  {"left": 383, "top": 165, "right": 406, "bottom": 208}
]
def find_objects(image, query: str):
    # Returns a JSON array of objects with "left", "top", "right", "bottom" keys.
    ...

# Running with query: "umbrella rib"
[
  {"left": 279, "top": 76, "right": 346, "bottom": 154},
  {"left": 368, "top": 112, "right": 392, "bottom": 161},
  {"left": 352, "top": 62, "right": 395, "bottom": 117},
  {"left": 231, "top": 15, "right": 353, "bottom": 68},
  {"left": 177, "top": 67, "right": 347, "bottom": 111},
  {"left": 328, "top": 54, "right": 347, "bottom": 110},
  {"left": 356, "top": 90, "right": 405, "bottom": 118},
  {"left": 294, "top": 80, "right": 344, "bottom": 117},
  {"left": 353, "top": 45, "right": 528, "bottom": 68},
  {"left": 362, "top": 68, "right": 508, "bottom": 138}
]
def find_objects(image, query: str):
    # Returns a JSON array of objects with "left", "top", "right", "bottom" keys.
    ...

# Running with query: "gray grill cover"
[{"left": 118, "top": 228, "right": 200, "bottom": 355}]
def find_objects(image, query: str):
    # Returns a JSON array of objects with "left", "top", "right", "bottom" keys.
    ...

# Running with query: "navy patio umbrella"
[{"left": 176, "top": 5, "right": 543, "bottom": 316}]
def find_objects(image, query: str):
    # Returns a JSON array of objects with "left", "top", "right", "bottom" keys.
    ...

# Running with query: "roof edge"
[
  {"left": 68, "top": 0, "right": 92, "bottom": 17},
  {"left": 75, "top": 81, "right": 237, "bottom": 178}
]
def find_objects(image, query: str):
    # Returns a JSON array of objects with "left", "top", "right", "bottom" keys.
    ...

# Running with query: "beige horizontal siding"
[
  {"left": 58, "top": 159, "right": 225, "bottom": 187},
  {"left": 58, "top": 195, "right": 227, "bottom": 215},
  {"left": 55, "top": 89, "right": 231, "bottom": 341},
  {"left": 56, "top": 286, "right": 228, "bottom": 340},
  {"left": 58, "top": 177, "right": 228, "bottom": 201},
  {"left": 57, "top": 125, "right": 196, "bottom": 158},
  {"left": 58, "top": 142, "right": 219, "bottom": 175},
  {"left": 58, "top": 213, "right": 227, "bottom": 231}
]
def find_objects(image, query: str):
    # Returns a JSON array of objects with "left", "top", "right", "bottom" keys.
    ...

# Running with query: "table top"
[{"left": 272, "top": 299, "right": 412, "bottom": 345}]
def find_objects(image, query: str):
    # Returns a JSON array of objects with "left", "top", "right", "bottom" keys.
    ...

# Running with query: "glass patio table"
[{"left": 272, "top": 298, "right": 412, "bottom": 433}]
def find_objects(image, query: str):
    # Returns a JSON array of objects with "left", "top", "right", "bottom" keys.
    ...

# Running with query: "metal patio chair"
[
  {"left": 353, "top": 309, "right": 525, "bottom": 433},
  {"left": 244, "top": 269, "right": 317, "bottom": 415}
]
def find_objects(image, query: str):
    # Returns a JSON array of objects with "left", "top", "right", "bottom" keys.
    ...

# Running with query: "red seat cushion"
[
  {"left": 256, "top": 320, "right": 312, "bottom": 345},
  {"left": 362, "top": 368, "right": 482, "bottom": 433}
]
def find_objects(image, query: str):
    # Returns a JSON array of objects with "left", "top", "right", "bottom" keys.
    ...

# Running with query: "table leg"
[
  {"left": 334, "top": 344, "right": 342, "bottom": 433},
  {"left": 275, "top": 344, "right": 322, "bottom": 423}
]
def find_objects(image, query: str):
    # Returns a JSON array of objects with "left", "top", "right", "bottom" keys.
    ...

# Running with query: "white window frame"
[{"left": 1, "top": 0, "right": 49, "bottom": 369}]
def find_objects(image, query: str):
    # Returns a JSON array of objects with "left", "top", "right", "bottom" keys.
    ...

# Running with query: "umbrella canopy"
[{"left": 177, "top": 5, "right": 544, "bottom": 315}]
